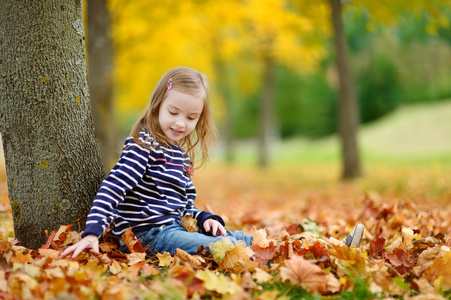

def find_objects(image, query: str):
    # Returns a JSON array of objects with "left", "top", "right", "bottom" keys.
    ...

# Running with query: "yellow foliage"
[{"left": 108, "top": 0, "right": 329, "bottom": 120}]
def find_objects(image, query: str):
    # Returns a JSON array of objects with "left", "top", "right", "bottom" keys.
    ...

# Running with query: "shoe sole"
[{"left": 350, "top": 224, "right": 365, "bottom": 247}]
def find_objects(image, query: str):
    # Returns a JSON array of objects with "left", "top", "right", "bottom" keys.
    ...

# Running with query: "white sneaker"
[{"left": 342, "top": 224, "right": 365, "bottom": 247}]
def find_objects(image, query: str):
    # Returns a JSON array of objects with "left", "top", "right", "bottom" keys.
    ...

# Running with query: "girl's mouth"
[{"left": 170, "top": 128, "right": 184, "bottom": 136}]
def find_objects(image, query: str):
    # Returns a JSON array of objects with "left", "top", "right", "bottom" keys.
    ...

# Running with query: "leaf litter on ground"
[{"left": 1, "top": 164, "right": 451, "bottom": 299}]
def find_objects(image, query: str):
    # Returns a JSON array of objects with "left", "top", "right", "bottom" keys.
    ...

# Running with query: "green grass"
[{"left": 214, "top": 100, "right": 451, "bottom": 167}]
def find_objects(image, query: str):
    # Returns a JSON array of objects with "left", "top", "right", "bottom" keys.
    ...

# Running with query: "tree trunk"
[
  {"left": 258, "top": 57, "right": 275, "bottom": 168},
  {"left": 0, "top": 1, "right": 105, "bottom": 249},
  {"left": 329, "top": 0, "right": 362, "bottom": 180},
  {"left": 213, "top": 50, "right": 235, "bottom": 162},
  {"left": 87, "top": 0, "right": 118, "bottom": 171}
]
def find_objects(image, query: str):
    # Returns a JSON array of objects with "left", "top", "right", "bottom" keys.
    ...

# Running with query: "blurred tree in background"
[{"left": 105, "top": 0, "right": 450, "bottom": 172}]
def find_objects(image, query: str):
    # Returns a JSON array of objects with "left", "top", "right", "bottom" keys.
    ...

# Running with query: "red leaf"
[{"left": 369, "top": 237, "right": 386, "bottom": 258}]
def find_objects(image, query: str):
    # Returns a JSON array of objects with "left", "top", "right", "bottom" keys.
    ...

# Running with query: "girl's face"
[{"left": 158, "top": 90, "right": 204, "bottom": 143}]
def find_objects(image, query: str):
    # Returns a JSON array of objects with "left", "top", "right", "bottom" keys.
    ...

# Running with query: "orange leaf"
[
  {"left": 38, "top": 248, "right": 61, "bottom": 260},
  {"left": 109, "top": 260, "right": 122, "bottom": 275},
  {"left": 41, "top": 230, "right": 56, "bottom": 249},
  {"left": 99, "top": 242, "right": 119, "bottom": 253},
  {"left": 126, "top": 252, "right": 146, "bottom": 265},
  {"left": 252, "top": 241, "right": 277, "bottom": 267},
  {"left": 121, "top": 228, "right": 148, "bottom": 253},
  {"left": 278, "top": 255, "right": 327, "bottom": 293},
  {"left": 175, "top": 248, "right": 205, "bottom": 269}
]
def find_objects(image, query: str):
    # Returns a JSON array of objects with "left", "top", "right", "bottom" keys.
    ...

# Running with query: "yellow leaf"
[
  {"left": 253, "top": 267, "right": 273, "bottom": 283},
  {"left": 252, "top": 226, "right": 270, "bottom": 247},
  {"left": 181, "top": 215, "right": 199, "bottom": 233},
  {"left": 195, "top": 270, "right": 243, "bottom": 295},
  {"left": 208, "top": 237, "right": 234, "bottom": 262},
  {"left": 157, "top": 251, "right": 173, "bottom": 267}
]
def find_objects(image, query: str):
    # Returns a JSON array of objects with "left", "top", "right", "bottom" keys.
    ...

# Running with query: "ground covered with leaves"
[{"left": 1, "top": 162, "right": 451, "bottom": 299}]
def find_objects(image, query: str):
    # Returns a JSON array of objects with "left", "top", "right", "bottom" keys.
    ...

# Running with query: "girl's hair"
[{"left": 130, "top": 66, "right": 217, "bottom": 169}]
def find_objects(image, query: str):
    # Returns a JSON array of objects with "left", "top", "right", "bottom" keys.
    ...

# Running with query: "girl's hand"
[
  {"left": 203, "top": 219, "right": 226, "bottom": 237},
  {"left": 60, "top": 234, "right": 99, "bottom": 259}
]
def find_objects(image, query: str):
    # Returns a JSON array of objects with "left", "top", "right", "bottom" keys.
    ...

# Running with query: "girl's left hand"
[{"left": 203, "top": 219, "right": 226, "bottom": 237}]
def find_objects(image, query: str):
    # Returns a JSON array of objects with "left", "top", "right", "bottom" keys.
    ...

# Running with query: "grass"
[{"left": 215, "top": 99, "right": 451, "bottom": 167}]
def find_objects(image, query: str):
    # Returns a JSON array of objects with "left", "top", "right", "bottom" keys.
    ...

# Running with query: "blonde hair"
[{"left": 130, "top": 66, "right": 217, "bottom": 169}]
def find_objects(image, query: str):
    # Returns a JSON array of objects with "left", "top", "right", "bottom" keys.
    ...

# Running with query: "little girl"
[
  {"left": 61, "top": 66, "right": 253, "bottom": 258},
  {"left": 61, "top": 66, "right": 364, "bottom": 259}
]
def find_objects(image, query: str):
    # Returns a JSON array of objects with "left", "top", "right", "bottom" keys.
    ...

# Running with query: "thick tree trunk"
[
  {"left": 258, "top": 57, "right": 275, "bottom": 168},
  {"left": 329, "top": 0, "right": 362, "bottom": 180},
  {"left": 0, "top": 1, "right": 105, "bottom": 249},
  {"left": 87, "top": 0, "right": 118, "bottom": 171}
]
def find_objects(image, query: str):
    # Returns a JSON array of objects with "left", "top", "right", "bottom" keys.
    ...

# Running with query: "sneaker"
[{"left": 342, "top": 224, "right": 365, "bottom": 247}]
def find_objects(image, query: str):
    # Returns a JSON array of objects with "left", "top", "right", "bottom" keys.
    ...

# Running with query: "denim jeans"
[{"left": 123, "top": 220, "right": 253, "bottom": 255}]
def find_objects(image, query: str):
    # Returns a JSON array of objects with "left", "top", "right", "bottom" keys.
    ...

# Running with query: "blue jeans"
[{"left": 124, "top": 220, "right": 253, "bottom": 255}]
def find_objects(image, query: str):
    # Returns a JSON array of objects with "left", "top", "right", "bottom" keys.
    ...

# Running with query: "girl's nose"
[{"left": 175, "top": 119, "right": 185, "bottom": 128}]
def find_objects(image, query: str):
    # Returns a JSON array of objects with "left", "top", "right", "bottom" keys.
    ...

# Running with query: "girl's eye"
[{"left": 169, "top": 111, "right": 177, "bottom": 115}]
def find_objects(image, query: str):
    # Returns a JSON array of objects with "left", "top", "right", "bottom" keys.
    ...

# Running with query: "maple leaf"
[
  {"left": 175, "top": 248, "right": 205, "bottom": 269},
  {"left": 38, "top": 249, "right": 61, "bottom": 260},
  {"left": 195, "top": 270, "right": 243, "bottom": 295},
  {"left": 306, "top": 241, "right": 329, "bottom": 262},
  {"left": 157, "top": 251, "right": 173, "bottom": 267},
  {"left": 322, "top": 237, "right": 368, "bottom": 277},
  {"left": 253, "top": 267, "right": 273, "bottom": 283},
  {"left": 429, "top": 250, "right": 451, "bottom": 290},
  {"left": 10, "top": 247, "right": 33, "bottom": 264},
  {"left": 169, "top": 260, "right": 206, "bottom": 297},
  {"left": 109, "top": 260, "right": 122, "bottom": 275},
  {"left": 121, "top": 228, "right": 148, "bottom": 253},
  {"left": 209, "top": 237, "right": 234, "bottom": 262},
  {"left": 181, "top": 215, "right": 199, "bottom": 232},
  {"left": 220, "top": 241, "right": 255, "bottom": 272},
  {"left": 99, "top": 242, "right": 119, "bottom": 253},
  {"left": 252, "top": 241, "right": 277, "bottom": 267},
  {"left": 41, "top": 230, "right": 56, "bottom": 249},
  {"left": 385, "top": 248, "right": 414, "bottom": 275},
  {"left": 252, "top": 226, "right": 271, "bottom": 247},
  {"left": 126, "top": 252, "right": 146, "bottom": 265},
  {"left": 368, "top": 236, "right": 386, "bottom": 258},
  {"left": 299, "top": 219, "right": 320, "bottom": 236},
  {"left": 278, "top": 255, "right": 327, "bottom": 293}
]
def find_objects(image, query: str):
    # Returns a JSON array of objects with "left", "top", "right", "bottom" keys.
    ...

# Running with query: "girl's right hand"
[{"left": 60, "top": 234, "right": 100, "bottom": 259}]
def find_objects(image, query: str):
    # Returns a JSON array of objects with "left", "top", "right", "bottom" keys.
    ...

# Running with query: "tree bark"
[
  {"left": 0, "top": 1, "right": 105, "bottom": 249},
  {"left": 329, "top": 0, "right": 362, "bottom": 180},
  {"left": 87, "top": 0, "right": 118, "bottom": 171}
]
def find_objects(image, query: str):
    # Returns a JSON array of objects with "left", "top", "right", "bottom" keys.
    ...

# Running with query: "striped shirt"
[{"left": 82, "top": 130, "right": 224, "bottom": 238}]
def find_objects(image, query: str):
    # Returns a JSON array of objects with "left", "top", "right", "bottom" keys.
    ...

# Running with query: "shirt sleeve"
[{"left": 82, "top": 137, "right": 152, "bottom": 238}]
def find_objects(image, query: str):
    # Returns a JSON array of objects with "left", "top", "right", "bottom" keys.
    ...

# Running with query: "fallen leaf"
[
  {"left": 195, "top": 270, "right": 243, "bottom": 295},
  {"left": 209, "top": 237, "right": 234, "bottom": 262},
  {"left": 278, "top": 255, "right": 327, "bottom": 293},
  {"left": 181, "top": 215, "right": 199, "bottom": 233},
  {"left": 368, "top": 237, "right": 386, "bottom": 258},
  {"left": 121, "top": 228, "right": 148, "bottom": 253},
  {"left": 126, "top": 252, "right": 146, "bottom": 266},
  {"left": 109, "top": 260, "right": 122, "bottom": 275},
  {"left": 157, "top": 251, "right": 173, "bottom": 267},
  {"left": 253, "top": 268, "right": 273, "bottom": 283},
  {"left": 252, "top": 241, "right": 277, "bottom": 267}
]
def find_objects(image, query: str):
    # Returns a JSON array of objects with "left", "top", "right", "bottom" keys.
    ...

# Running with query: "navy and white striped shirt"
[{"left": 82, "top": 130, "right": 224, "bottom": 238}]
